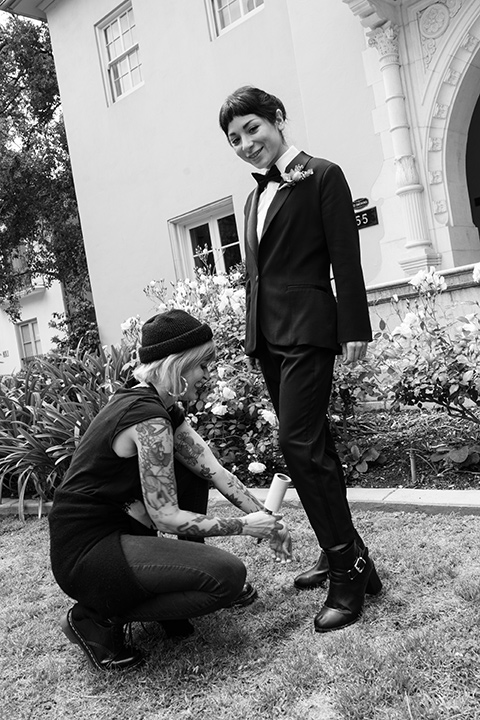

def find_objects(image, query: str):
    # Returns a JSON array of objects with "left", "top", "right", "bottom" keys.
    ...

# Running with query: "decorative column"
[{"left": 368, "top": 22, "right": 441, "bottom": 275}]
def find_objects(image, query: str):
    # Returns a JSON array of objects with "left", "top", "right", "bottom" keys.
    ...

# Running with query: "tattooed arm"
[
  {"left": 174, "top": 420, "right": 292, "bottom": 562},
  {"left": 132, "top": 417, "right": 280, "bottom": 539},
  {"left": 174, "top": 420, "right": 266, "bottom": 513}
]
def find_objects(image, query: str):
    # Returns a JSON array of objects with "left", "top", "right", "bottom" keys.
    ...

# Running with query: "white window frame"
[
  {"left": 168, "top": 198, "right": 243, "bottom": 280},
  {"left": 205, "top": 0, "right": 264, "bottom": 38},
  {"left": 17, "top": 318, "right": 42, "bottom": 364},
  {"left": 96, "top": 2, "right": 143, "bottom": 105}
]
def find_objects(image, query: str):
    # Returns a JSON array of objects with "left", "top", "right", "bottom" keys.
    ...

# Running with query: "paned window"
[
  {"left": 169, "top": 199, "right": 242, "bottom": 279},
  {"left": 18, "top": 319, "right": 42, "bottom": 363},
  {"left": 209, "top": 0, "right": 264, "bottom": 36},
  {"left": 98, "top": 4, "right": 142, "bottom": 103}
]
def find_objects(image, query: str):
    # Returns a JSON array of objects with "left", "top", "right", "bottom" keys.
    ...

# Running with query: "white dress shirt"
[{"left": 256, "top": 145, "right": 299, "bottom": 239}]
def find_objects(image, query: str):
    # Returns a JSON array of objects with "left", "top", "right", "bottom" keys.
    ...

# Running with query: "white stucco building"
[
  {"left": 1, "top": 0, "right": 479, "bottom": 347},
  {"left": 0, "top": 281, "right": 65, "bottom": 375}
]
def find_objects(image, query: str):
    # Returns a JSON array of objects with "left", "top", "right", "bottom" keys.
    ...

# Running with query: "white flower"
[
  {"left": 408, "top": 267, "right": 446, "bottom": 293},
  {"left": 248, "top": 461, "right": 267, "bottom": 474},
  {"left": 120, "top": 315, "right": 141, "bottom": 333},
  {"left": 404, "top": 312, "right": 419, "bottom": 326},
  {"left": 473, "top": 262, "right": 480, "bottom": 284},
  {"left": 211, "top": 403, "right": 228, "bottom": 416},
  {"left": 259, "top": 409, "right": 277, "bottom": 426},
  {"left": 222, "top": 386, "right": 236, "bottom": 400},
  {"left": 392, "top": 312, "right": 420, "bottom": 337},
  {"left": 279, "top": 164, "right": 314, "bottom": 189},
  {"left": 212, "top": 274, "right": 229, "bottom": 286}
]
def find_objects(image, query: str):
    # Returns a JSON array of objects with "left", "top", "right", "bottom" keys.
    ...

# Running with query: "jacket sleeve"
[{"left": 319, "top": 163, "right": 372, "bottom": 343}]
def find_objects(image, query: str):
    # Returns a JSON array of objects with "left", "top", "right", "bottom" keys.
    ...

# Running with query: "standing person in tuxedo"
[{"left": 219, "top": 86, "right": 382, "bottom": 632}]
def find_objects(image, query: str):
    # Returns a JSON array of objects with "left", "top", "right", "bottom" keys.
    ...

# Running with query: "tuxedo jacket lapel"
[
  {"left": 260, "top": 151, "right": 312, "bottom": 240},
  {"left": 245, "top": 187, "right": 260, "bottom": 261}
]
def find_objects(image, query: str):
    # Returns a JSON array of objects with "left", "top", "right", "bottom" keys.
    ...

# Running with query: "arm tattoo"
[
  {"left": 136, "top": 420, "right": 177, "bottom": 512},
  {"left": 177, "top": 515, "right": 244, "bottom": 537},
  {"left": 137, "top": 421, "right": 247, "bottom": 538},
  {"left": 221, "top": 470, "right": 264, "bottom": 511},
  {"left": 174, "top": 428, "right": 215, "bottom": 480},
  {"left": 175, "top": 431, "right": 204, "bottom": 466}
]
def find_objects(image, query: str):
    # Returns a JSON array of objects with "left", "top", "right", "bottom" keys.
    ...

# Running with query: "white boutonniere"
[{"left": 279, "top": 164, "right": 314, "bottom": 189}]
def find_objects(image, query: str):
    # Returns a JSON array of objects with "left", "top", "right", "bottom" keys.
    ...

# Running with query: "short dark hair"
[{"left": 219, "top": 86, "right": 287, "bottom": 136}]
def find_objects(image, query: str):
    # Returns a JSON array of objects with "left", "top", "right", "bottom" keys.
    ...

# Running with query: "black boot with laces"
[{"left": 61, "top": 604, "right": 144, "bottom": 671}]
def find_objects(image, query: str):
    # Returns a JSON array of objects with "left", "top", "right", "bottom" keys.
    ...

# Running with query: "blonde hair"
[{"left": 133, "top": 340, "right": 216, "bottom": 396}]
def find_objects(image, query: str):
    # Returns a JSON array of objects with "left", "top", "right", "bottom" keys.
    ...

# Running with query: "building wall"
[
  {"left": 0, "top": 282, "right": 65, "bottom": 376},
  {"left": 44, "top": 0, "right": 385, "bottom": 346},
  {"left": 7, "top": 0, "right": 477, "bottom": 348}
]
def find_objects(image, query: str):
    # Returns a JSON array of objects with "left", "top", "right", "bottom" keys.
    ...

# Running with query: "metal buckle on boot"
[{"left": 349, "top": 555, "right": 366, "bottom": 580}]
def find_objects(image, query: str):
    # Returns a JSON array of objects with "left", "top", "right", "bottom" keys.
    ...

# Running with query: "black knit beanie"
[{"left": 138, "top": 309, "right": 213, "bottom": 364}]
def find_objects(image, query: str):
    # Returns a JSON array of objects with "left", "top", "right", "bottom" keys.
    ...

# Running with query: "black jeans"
[
  {"left": 259, "top": 340, "right": 356, "bottom": 549},
  {"left": 118, "top": 462, "right": 246, "bottom": 622}
]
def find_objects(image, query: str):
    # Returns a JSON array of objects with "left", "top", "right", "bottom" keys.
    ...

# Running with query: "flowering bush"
[
  {"left": 3, "top": 262, "right": 480, "bottom": 514},
  {"left": 373, "top": 266, "right": 480, "bottom": 423},
  {"left": 331, "top": 265, "right": 480, "bottom": 473},
  {"left": 128, "top": 268, "right": 286, "bottom": 484},
  {"left": 123, "top": 264, "right": 480, "bottom": 478}
]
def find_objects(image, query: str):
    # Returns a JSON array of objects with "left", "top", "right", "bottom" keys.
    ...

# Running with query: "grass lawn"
[{"left": 1, "top": 501, "right": 480, "bottom": 720}]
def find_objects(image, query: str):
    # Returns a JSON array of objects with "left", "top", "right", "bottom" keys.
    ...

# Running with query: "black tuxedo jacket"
[{"left": 243, "top": 151, "right": 372, "bottom": 357}]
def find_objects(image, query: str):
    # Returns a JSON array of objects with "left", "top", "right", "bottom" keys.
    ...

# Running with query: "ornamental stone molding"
[
  {"left": 433, "top": 199, "right": 447, "bottom": 215},
  {"left": 444, "top": 68, "right": 460, "bottom": 85},
  {"left": 367, "top": 20, "right": 439, "bottom": 274},
  {"left": 419, "top": 3, "right": 450, "bottom": 39},
  {"left": 418, "top": 0, "right": 462, "bottom": 68},
  {"left": 426, "top": 16, "right": 480, "bottom": 229},
  {"left": 394, "top": 154, "right": 420, "bottom": 189},
  {"left": 368, "top": 21, "right": 400, "bottom": 59},
  {"left": 428, "top": 136, "right": 443, "bottom": 151},
  {"left": 342, "top": 0, "right": 398, "bottom": 30},
  {"left": 433, "top": 102, "right": 449, "bottom": 118},
  {"left": 429, "top": 170, "right": 443, "bottom": 184},
  {"left": 461, "top": 33, "right": 480, "bottom": 53}
]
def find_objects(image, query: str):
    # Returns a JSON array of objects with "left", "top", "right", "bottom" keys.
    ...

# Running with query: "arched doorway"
[{"left": 466, "top": 93, "right": 480, "bottom": 235}]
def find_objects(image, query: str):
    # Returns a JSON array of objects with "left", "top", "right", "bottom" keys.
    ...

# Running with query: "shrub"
[
  {"left": 2, "top": 263, "right": 480, "bottom": 514},
  {"left": 0, "top": 345, "right": 131, "bottom": 518},
  {"left": 140, "top": 268, "right": 286, "bottom": 483}
]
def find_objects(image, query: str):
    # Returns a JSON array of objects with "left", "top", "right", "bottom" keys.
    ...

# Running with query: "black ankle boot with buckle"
[
  {"left": 294, "top": 551, "right": 329, "bottom": 589},
  {"left": 314, "top": 541, "right": 382, "bottom": 633},
  {"left": 61, "top": 605, "right": 144, "bottom": 671}
]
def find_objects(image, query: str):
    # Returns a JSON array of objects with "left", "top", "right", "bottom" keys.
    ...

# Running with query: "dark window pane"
[
  {"left": 218, "top": 214, "right": 239, "bottom": 247},
  {"left": 190, "top": 224, "right": 212, "bottom": 254},
  {"left": 223, "top": 244, "right": 242, "bottom": 271}
]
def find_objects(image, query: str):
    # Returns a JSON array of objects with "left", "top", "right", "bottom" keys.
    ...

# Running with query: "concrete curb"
[
  {"left": 210, "top": 487, "right": 480, "bottom": 516},
  {"left": 2, "top": 487, "right": 480, "bottom": 518}
]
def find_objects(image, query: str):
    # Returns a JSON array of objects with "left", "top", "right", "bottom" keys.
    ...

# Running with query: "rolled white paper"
[{"left": 264, "top": 473, "right": 291, "bottom": 513}]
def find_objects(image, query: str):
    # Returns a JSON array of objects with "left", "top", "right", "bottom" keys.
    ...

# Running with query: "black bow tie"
[{"left": 252, "top": 164, "right": 282, "bottom": 193}]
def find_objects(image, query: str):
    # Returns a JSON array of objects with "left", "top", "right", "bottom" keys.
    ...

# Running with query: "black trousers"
[{"left": 258, "top": 339, "right": 356, "bottom": 549}]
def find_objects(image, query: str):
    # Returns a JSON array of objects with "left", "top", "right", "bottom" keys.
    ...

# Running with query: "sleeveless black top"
[{"left": 49, "top": 385, "right": 184, "bottom": 618}]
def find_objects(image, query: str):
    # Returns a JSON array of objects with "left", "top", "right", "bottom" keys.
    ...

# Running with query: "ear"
[{"left": 275, "top": 108, "right": 285, "bottom": 130}]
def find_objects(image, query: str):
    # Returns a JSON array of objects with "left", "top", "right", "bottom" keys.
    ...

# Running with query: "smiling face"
[{"left": 227, "top": 111, "right": 288, "bottom": 170}]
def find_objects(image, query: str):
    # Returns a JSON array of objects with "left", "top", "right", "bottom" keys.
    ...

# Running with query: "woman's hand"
[
  {"left": 268, "top": 520, "right": 292, "bottom": 563},
  {"left": 341, "top": 341, "right": 368, "bottom": 365},
  {"left": 242, "top": 510, "right": 283, "bottom": 539}
]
